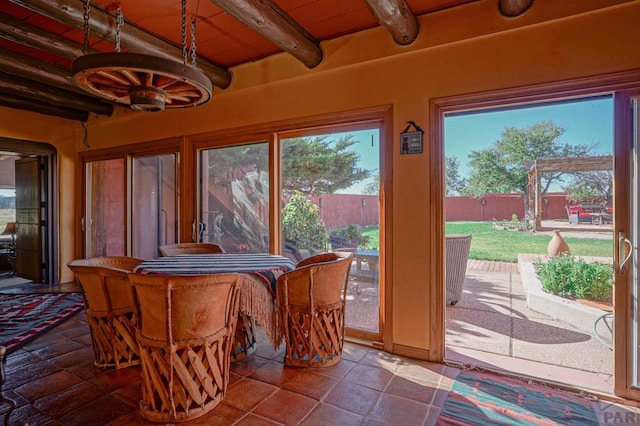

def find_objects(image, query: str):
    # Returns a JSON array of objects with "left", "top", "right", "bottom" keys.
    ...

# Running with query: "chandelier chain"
[
  {"left": 181, "top": 0, "right": 188, "bottom": 65},
  {"left": 190, "top": 16, "right": 197, "bottom": 67},
  {"left": 115, "top": 3, "right": 124, "bottom": 53},
  {"left": 82, "top": 0, "right": 91, "bottom": 54}
]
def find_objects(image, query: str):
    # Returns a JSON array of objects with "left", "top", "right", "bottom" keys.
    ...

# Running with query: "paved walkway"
[
  {"left": 446, "top": 261, "right": 614, "bottom": 394},
  {"left": 467, "top": 259, "right": 518, "bottom": 273}
]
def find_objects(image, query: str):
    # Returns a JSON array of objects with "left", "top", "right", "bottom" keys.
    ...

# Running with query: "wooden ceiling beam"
[
  {"left": 531, "top": 156, "right": 614, "bottom": 172},
  {"left": 0, "top": 71, "right": 113, "bottom": 116},
  {"left": 210, "top": 0, "right": 323, "bottom": 68},
  {"left": 9, "top": 0, "right": 231, "bottom": 88},
  {"left": 0, "top": 13, "right": 89, "bottom": 60},
  {"left": 365, "top": 0, "right": 419, "bottom": 45},
  {"left": 0, "top": 49, "right": 84, "bottom": 95},
  {"left": 0, "top": 92, "right": 89, "bottom": 122}
]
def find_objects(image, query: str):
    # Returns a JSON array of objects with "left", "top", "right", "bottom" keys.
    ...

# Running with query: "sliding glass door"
[
  {"left": 280, "top": 127, "right": 381, "bottom": 336},
  {"left": 614, "top": 92, "right": 640, "bottom": 400}
]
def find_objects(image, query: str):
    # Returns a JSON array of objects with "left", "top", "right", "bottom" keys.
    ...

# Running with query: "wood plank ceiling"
[{"left": 0, "top": 0, "right": 513, "bottom": 121}]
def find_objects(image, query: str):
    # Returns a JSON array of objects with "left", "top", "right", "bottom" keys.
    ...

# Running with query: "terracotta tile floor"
[
  {"left": 2, "top": 310, "right": 456, "bottom": 425},
  {"left": 4, "top": 308, "right": 640, "bottom": 424}
]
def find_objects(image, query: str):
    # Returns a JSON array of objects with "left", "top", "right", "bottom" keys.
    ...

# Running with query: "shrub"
[
  {"left": 328, "top": 224, "right": 369, "bottom": 249},
  {"left": 282, "top": 191, "right": 328, "bottom": 252},
  {"left": 534, "top": 254, "right": 612, "bottom": 302}
]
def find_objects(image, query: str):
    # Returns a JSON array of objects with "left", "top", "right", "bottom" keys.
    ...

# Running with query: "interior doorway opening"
[
  {"left": 442, "top": 96, "right": 615, "bottom": 394},
  {"left": 0, "top": 139, "right": 57, "bottom": 289}
]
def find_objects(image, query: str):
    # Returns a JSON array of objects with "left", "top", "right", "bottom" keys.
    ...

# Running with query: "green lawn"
[
  {"left": 446, "top": 222, "right": 613, "bottom": 263},
  {"left": 359, "top": 222, "right": 613, "bottom": 263}
]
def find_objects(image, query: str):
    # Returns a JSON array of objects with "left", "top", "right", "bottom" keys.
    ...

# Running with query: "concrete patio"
[{"left": 445, "top": 259, "right": 614, "bottom": 395}]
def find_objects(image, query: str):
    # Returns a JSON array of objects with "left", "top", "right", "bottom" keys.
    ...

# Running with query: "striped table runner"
[{"left": 134, "top": 253, "right": 296, "bottom": 295}]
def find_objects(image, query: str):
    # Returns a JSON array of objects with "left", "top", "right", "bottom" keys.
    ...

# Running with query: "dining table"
[{"left": 134, "top": 252, "right": 296, "bottom": 356}]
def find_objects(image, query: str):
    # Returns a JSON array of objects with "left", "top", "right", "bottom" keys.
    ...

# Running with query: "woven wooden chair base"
[
  {"left": 231, "top": 312, "right": 257, "bottom": 362},
  {"left": 87, "top": 312, "right": 140, "bottom": 369},
  {"left": 281, "top": 305, "right": 344, "bottom": 367},
  {"left": 138, "top": 334, "right": 231, "bottom": 422}
]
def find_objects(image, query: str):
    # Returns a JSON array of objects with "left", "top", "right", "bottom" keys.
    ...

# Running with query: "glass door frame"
[
  {"left": 276, "top": 121, "right": 385, "bottom": 343},
  {"left": 76, "top": 139, "right": 182, "bottom": 259},
  {"left": 187, "top": 106, "right": 393, "bottom": 347},
  {"left": 430, "top": 71, "right": 640, "bottom": 400},
  {"left": 613, "top": 90, "right": 640, "bottom": 401}
]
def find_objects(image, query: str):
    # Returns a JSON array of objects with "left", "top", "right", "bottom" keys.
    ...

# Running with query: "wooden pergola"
[{"left": 528, "top": 155, "right": 613, "bottom": 230}]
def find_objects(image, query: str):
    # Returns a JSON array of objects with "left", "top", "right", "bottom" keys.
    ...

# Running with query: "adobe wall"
[{"left": 0, "top": 0, "right": 637, "bottom": 357}]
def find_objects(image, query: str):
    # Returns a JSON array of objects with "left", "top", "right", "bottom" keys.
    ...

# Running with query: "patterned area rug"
[
  {"left": 437, "top": 370, "right": 598, "bottom": 425},
  {"left": 0, "top": 293, "right": 84, "bottom": 354}
]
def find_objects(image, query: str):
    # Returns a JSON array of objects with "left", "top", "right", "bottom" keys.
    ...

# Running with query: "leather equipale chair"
[
  {"left": 156, "top": 243, "right": 255, "bottom": 361},
  {"left": 67, "top": 256, "right": 144, "bottom": 369},
  {"left": 128, "top": 272, "right": 240, "bottom": 423},
  {"left": 158, "top": 243, "right": 223, "bottom": 257},
  {"left": 276, "top": 251, "right": 353, "bottom": 367}
]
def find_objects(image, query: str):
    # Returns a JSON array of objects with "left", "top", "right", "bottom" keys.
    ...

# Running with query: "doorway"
[
  {"left": 440, "top": 95, "right": 616, "bottom": 393},
  {"left": 0, "top": 138, "right": 56, "bottom": 287}
]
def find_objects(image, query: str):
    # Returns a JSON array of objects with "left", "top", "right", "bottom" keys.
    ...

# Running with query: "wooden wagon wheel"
[
  {"left": 498, "top": 0, "right": 534, "bottom": 17},
  {"left": 72, "top": 52, "right": 212, "bottom": 112}
]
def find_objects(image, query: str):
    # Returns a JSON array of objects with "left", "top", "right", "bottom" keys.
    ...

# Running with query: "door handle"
[
  {"left": 192, "top": 221, "right": 205, "bottom": 242},
  {"left": 618, "top": 231, "right": 633, "bottom": 274}
]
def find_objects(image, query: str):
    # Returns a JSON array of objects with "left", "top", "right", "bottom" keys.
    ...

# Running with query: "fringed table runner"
[{"left": 134, "top": 253, "right": 295, "bottom": 347}]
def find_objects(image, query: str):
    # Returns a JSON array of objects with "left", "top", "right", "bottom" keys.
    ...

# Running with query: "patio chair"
[
  {"left": 277, "top": 251, "right": 353, "bottom": 367},
  {"left": 158, "top": 242, "right": 223, "bottom": 256},
  {"left": 67, "top": 256, "right": 144, "bottom": 369},
  {"left": 445, "top": 234, "right": 472, "bottom": 305},
  {"left": 128, "top": 273, "right": 240, "bottom": 423},
  {"left": 565, "top": 205, "right": 592, "bottom": 224}
]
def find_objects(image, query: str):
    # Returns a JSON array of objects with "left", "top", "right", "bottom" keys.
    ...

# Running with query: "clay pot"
[{"left": 548, "top": 230, "right": 570, "bottom": 256}]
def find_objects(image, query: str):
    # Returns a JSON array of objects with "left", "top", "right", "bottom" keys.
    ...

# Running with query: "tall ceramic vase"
[{"left": 548, "top": 230, "right": 570, "bottom": 256}]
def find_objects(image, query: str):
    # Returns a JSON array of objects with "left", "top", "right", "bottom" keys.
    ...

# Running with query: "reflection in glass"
[
  {"left": 199, "top": 143, "right": 269, "bottom": 253},
  {"left": 132, "top": 154, "right": 177, "bottom": 259},
  {"left": 85, "top": 158, "right": 125, "bottom": 257}
]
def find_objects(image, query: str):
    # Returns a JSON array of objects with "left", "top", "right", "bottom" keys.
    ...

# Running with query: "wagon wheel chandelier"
[{"left": 72, "top": 0, "right": 212, "bottom": 112}]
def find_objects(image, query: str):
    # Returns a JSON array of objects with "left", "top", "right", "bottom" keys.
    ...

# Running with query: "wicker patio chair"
[
  {"left": 67, "top": 256, "right": 144, "bottom": 369},
  {"left": 277, "top": 251, "right": 353, "bottom": 367},
  {"left": 128, "top": 273, "right": 240, "bottom": 423},
  {"left": 445, "top": 234, "right": 472, "bottom": 305},
  {"left": 158, "top": 242, "right": 223, "bottom": 257}
]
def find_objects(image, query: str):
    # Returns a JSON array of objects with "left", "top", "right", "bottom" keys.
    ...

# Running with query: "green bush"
[
  {"left": 282, "top": 191, "right": 328, "bottom": 252},
  {"left": 328, "top": 224, "right": 369, "bottom": 249},
  {"left": 534, "top": 254, "right": 612, "bottom": 301}
]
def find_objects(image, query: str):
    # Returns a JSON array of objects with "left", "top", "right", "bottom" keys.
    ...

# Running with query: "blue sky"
[
  {"left": 445, "top": 96, "right": 613, "bottom": 179},
  {"left": 311, "top": 96, "right": 613, "bottom": 194}
]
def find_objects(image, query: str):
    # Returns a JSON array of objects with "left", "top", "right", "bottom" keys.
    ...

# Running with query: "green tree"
[
  {"left": 563, "top": 170, "right": 613, "bottom": 204},
  {"left": 282, "top": 191, "right": 328, "bottom": 252},
  {"left": 445, "top": 156, "right": 467, "bottom": 196},
  {"left": 466, "top": 121, "right": 595, "bottom": 209},
  {"left": 282, "top": 135, "right": 371, "bottom": 196}
]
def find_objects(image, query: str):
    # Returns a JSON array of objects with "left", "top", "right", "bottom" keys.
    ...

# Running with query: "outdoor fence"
[{"left": 307, "top": 192, "right": 573, "bottom": 230}]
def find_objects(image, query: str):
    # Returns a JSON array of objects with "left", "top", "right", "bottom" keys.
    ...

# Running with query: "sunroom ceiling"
[{"left": 0, "top": 0, "right": 487, "bottom": 121}]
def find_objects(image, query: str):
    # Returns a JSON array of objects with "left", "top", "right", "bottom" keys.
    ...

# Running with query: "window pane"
[
  {"left": 85, "top": 158, "right": 125, "bottom": 257},
  {"left": 280, "top": 129, "right": 380, "bottom": 333},
  {"left": 199, "top": 143, "right": 269, "bottom": 253},
  {"left": 132, "top": 154, "right": 177, "bottom": 259}
]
